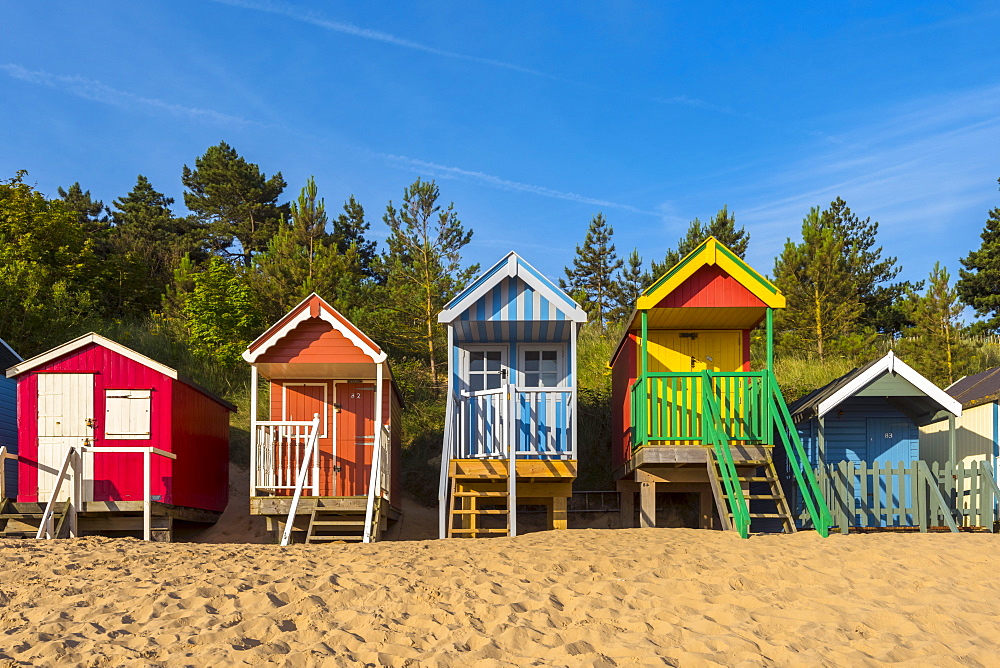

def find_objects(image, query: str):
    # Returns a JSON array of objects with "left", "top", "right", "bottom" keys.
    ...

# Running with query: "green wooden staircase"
[{"left": 701, "top": 370, "right": 831, "bottom": 538}]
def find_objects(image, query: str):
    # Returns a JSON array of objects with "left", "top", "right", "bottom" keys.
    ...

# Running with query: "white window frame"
[
  {"left": 517, "top": 343, "right": 568, "bottom": 388},
  {"left": 104, "top": 388, "right": 152, "bottom": 440},
  {"left": 461, "top": 344, "right": 509, "bottom": 393},
  {"left": 281, "top": 382, "right": 329, "bottom": 439}
]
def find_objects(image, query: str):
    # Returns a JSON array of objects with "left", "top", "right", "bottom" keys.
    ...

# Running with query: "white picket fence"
[{"left": 252, "top": 419, "right": 320, "bottom": 496}]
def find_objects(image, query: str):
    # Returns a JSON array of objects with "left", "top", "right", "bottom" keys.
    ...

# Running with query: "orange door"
[
  {"left": 282, "top": 383, "right": 329, "bottom": 495},
  {"left": 336, "top": 382, "right": 375, "bottom": 496}
]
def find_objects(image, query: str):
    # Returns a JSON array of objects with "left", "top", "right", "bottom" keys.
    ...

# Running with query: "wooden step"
[
  {"left": 449, "top": 528, "right": 509, "bottom": 534},
  {"left": 453, "top": 491, "right": 509, "bottom": 497},
  {"left": 309, "top": 520, "right": 365, "bottom": 527},
  {"left": 307, "top": 535, "right": 364, "bottom": 541},
  {"left": 737, "top": 476, "right": 777, "bottom": 483},
  {"left": 451, "top": 509, "right": 509, "bottom": 515}
]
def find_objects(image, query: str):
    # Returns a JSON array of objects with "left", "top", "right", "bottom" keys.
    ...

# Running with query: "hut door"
[
  {"left": 36, "top": 373, "right": 94, "bottom": 502},
  {"left": 282, "top": 383, "right": 328, "bottom": 494},
  {"left": 335, "top": 382, "right": 375, "bottom": 496},
  {"left": 867, "top": 417, "right": 914, "bottom": 526}
]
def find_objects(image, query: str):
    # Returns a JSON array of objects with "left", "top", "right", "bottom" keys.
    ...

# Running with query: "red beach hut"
[{"left": 3, "top": 333, "right": 234, "bottom": 540}]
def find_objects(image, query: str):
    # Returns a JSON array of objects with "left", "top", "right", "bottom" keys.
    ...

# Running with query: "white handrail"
[
  {"left": 507, "top": 384, "right": 517, "bottom": 537},
  {"left": 36, "top": 447, "right": 79, "bottom": 539},
  {"left": 82, "top": 446, "right": 177, "bottom": 541},
  {"left": 0, "top": 445, "right": 16, "bottom": 501},
  {"left": 279, "top": 414, "right": 321, "bottom": 546},
  {"left": 363, "top": 424, "right": 391, "bottom": 543},
  {"left": 438, "top": 395, "right": 458, "bottom": 539},
  {"left": 253, "top": 421, "right": 318, "bottom": 494}
]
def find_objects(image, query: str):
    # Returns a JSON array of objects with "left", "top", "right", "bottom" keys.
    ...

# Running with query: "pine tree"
[
  {"left": 897, "top": 263, "right": 968, "bottom": 387},
  {"left": 958, "top": 179, "right": 1000, "bottom": 333},
  {"left": 252, "top": 177, "right": 368, "bottom": 322},
  {"left": 181, "top": 141, "right": 287, "bottom": 266},
  {"left": 822, "top": 197, "right": 907, "bottom": 334},
  {"left": 773, "top": 207, "right": 864, "bottom": 360},
  {"left": 645, "top": 206, "right": 749, "bottom": 285},
  {"left": 108, "top": 175, "right": 204, "bottom": 317},
  {"left": 561, "top": 213, "right": 622, "bottom": 329},
  {"left": 382, "top": 179, "right": 478, "bottom": 386},
  {"left": 334, "top": 195, "right": 378, "bottom": 278},
  {"left": 609, "top": 249, "right": 644, "bottom": 321},
  {"left": 57, "top": 182, "right": 109, "bottom": 236}
]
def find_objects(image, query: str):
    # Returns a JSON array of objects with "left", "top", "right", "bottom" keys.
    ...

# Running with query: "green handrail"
[
  {"left": 764, "top": 371, "right": 832, "bottom": 537},
  {"left": 702, "top": 371, "right": 751, "bottom": 538}
]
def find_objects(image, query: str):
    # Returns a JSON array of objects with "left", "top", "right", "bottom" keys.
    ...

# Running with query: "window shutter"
[{"left": 105, "top": 389, "right": 151, "bottom": 439}]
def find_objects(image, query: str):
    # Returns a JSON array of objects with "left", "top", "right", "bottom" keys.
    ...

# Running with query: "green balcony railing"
[{"left": 629, "top": 369, "right": 831, "bottom": 537}]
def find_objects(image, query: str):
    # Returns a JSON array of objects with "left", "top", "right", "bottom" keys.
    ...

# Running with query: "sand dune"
[{"left": 0, "top": 529, "right": 997, "bottom": 666}]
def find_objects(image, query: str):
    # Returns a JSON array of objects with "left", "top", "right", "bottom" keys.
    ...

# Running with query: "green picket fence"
[{"left": 801, "top": 460, "right": 1000, "bottom": 533}]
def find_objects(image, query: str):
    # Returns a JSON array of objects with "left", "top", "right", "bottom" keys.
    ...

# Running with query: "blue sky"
[{"left": 2, "top": 1, "right": 999, "bottom": 291}]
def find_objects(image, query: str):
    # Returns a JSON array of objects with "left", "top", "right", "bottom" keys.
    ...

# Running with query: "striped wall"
[
  {"left": 455, "top": 275, "right": 573, "bottom": 343},
  {"left": 920, "top": 402, "right": 996, "bottom": 467},
  {"left": 796, "top": 397, "right": 919, "bottom": 466}
]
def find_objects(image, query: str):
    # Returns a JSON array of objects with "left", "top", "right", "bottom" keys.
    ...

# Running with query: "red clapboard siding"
[
  {"left": 656, "top": 265, "right": 767, "bottom": 309},
  {"left": 170, "top": 379, "right": 230, "bottom": 512},
  {"left": 611, "top": 332, "right": 638, "bottom": 472},
  {"left": 256, "top": 319, "right": 371, "bottom": 364}
]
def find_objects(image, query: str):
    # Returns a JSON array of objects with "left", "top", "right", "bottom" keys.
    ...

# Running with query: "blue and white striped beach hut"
[{"left": 437, "top": 252, "right": 587, "bottom": 538}]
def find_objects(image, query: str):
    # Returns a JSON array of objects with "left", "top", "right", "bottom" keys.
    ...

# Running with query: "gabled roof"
[
  {"left": 0, "top": 338, "right": 21, "bottom": 372},
  {"left": 438, "top": 252, "right": 587, "bottom": 324},
  {"left": 243, "top": 293, "right": 386, "bottom": 364},
  {"left": 788, "top": 351, "right": 961, "bottom": 426},
  {"left": 946, "top": 367, "right": 1000, "bottom": 409},
  {"left": 637, "top": 237, "right": 785, "bottom": 311},
  {"left": 5, "top": 333, "right": 236, "bottom": 411}
]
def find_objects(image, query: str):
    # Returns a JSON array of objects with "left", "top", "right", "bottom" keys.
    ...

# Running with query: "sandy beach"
[{"left": 0, "top": 529, "right": 997, "bottom": 667}]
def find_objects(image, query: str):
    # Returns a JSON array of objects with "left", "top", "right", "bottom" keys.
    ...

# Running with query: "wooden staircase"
[
  {"left": 447, "top": 479, "right": 512, "bottom": 538},
  {"left": 0, "top": 500, "right": 69, "bottom": 538},
  {"left": 304, "top": 501, "right": 385, "bottom": 543},
  {"left": 706, "top": 450, "right": 796, "bottom": 534}
]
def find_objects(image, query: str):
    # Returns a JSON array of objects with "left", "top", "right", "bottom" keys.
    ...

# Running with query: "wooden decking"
[
  {"left": 446, "top": 459, "right": 576, "bottom": 537},
  {"left": 251, "top": 495, "right": 401, "bottom": 543},
  {"left": 0, "top": 500, "right": 221, "bottom": 542}
]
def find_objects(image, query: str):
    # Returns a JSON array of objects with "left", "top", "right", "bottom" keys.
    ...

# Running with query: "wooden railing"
[
  {"left": 253, "top": 419, "right": 320, "bottom": 496},
  {"left": 37, "top": 446, "right": 177, "bottom": 541},
  {"left": 800, "top": 460, "right": 1000, "bottom": 533},
  {"left": 363, "top": 424, "right": 392, "bottom": 543},
  {"left": 279, "top": 415, "right": 322, "bottom": 546},
  {"left": 630, "top": 372, "right": 768, "bottom": 447},
  {"left": 453, "top": 385, "right": 575, "bottom": 460},
  {"left": 0, "top": 445, "right": 17, "bottom": 500}
]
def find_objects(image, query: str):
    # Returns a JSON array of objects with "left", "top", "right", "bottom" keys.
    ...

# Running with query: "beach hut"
[
  {"left": 0, "top": 338, "right": 21, "bottom": 499},
  {"left": 920, "top": 366, "right": 1000, "bottom": 471},
  {"left": 243, "top": 293, "right": 402, "bottom": 544},
  {"left": 4, "top": 333, "right": 234, "bottom": 540},
  {"left": 787, "top": 351, "right": 964, "bottom": 530},
  {"left": 610, "top": 237, "right": 829, "bottom": 537},
  {"left": 437, "top": 252, "right": 587, "bottom": 538}
]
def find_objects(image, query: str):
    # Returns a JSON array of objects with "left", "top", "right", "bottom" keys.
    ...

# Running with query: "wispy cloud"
[
  {"left": 210, "top": 0, "right": 552, "bottom": 78},
  {"left": 0, "top": 63, "right": 258, "bottom": 127},
  {"left": 730, "top": 83, "right": 1000, "bottom": 276},
  {"left": 378, "top": 153, "right": 659, "bottom": 216}
]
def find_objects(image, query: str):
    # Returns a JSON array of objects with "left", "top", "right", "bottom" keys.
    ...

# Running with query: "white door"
[
  {"left": 37, "top": 374, "right": 93, "bottom": 501},
  {"left": 461, "top": 347, "right": 508, "bottom": 457}
]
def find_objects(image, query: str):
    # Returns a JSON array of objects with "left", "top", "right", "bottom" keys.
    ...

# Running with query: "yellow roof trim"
[{"left": 636, "top": 237, "right": 785, "bottom": 310}]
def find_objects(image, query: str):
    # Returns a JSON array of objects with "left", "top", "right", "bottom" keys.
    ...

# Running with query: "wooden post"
[
  {"left": 765, "top": 307, "right": 774, "bottom": 372},
  {"left": 700, "top": 489, "right": 715, "bottom": 529},
  {"left": 570, "top": 321, "right": 578, "bottom": 459},
  {"left": 143, "top": 449, "right": 151, "bottom": 542},
  {"left": 250, "top": 365, "right": 258, "bottom": 496},
  {"left": 374, "top": 362, "right": 384, "bottom": 497},
  {"left": 640, "top": 310, "right": 648, "bottom": 448},
  {"left": 551, "top": 496, "right": 568, "bottom": 530},
  {"left": 948, "top": 414, "right": 957, "bottom": 465},
  {"left": 617, "top": 479, "right": 636, "bottom": 528},
  {"left": 70, "top": 449, "right": 80, "bottom": 538},
  {"left": 639, "top": 481, "right": 656, "bottom": 528},
  {"left": 817, "top": 416, "right": 826, "bottom": 464},
  {"left": 508, "top": 383, "right": 517, "bottom": 537},
  {"left": 439, "top": 325, "right": 454, "bottom": 540}
]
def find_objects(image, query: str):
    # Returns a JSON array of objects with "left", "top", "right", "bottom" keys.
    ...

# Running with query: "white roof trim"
[
  {"left": 438, "top": 251, "right": 587, "bottom": 323},
  {"left": 6, "top": 333, "right": 178, "bottom": 380},
  {"left": 0, "top": 337, "right": 22, "bottom": 363},
  {"left": 816, "top": 351, "right": 962, "bottom": 418},
  {"left": 243, "top": 303, "right": 385, "bottom": 364}
]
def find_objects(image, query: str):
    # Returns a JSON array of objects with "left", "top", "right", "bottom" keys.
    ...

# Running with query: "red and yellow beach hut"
[
  {"left": 4, "top": 333, "right": 234, "bottom": 540},
  {"left": 243, "top": 293, "right": 402, "bottom": 543},
  {"left": 610, "top": 237, "right": 830, "bottom": 537}
]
